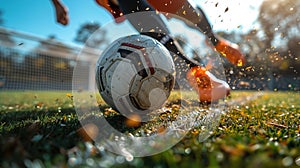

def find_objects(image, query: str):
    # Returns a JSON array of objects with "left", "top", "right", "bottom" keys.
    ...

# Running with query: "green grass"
[{"left": 0, "top": 90, "right": 300, "bottom": 167}]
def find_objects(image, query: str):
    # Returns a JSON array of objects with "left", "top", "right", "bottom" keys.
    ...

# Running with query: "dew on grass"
[{"left": 216, "top": 152, "right": 224, "bottom": 162}]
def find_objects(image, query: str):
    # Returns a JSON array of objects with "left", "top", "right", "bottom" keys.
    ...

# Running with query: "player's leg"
[
  {"left": 117, "top": 0, "right": 230, "bottom": 102},
  {"left": 157, "top": 0, "right": 246, "bottom": 66},
  {"left": 193, "top": 6, "right": 246, "bottom": 66},
  {"left": 116, "top": 0, "right": 199, "bottom": 69}
]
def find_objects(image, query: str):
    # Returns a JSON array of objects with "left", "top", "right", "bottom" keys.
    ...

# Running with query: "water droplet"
[
  {"left": 126, "top": 155, "right": 134, "bottom": 162},
  {"left": 216, "top": 152, "right": 224, "bottom": 161},
  {"left": 116, "top": 156, "right": 125, "bottom": 163},
  {"left": 68, "top": 157, "right": 79, "bottom": 167},
  {"left": 96, "top": 145, "right": 105, "bottom": 152},
  {"left": 282, "top": 156, "right": 293, "bottom": 167},
  {"left": 86, "top": 158, "right": 95, "bottom": 166},
  {"left": 295, "top": 156, "right": 300, "bottom": 166},
  {"left": 184, "top": 148, "right": 191, "bottom": 154}
]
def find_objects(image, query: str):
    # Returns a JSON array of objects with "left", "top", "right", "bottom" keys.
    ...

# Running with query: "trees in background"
[
  {"left": 258, "top": 0, "right": 300, "bottom": 50},
  {"left": 221, "top": 0, "right": 300, "bottom": 90},
  {"left": 74, "top": 22, "right": 108, "bottom": 48}
]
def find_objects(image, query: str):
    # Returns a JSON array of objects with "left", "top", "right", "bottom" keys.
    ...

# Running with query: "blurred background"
[{"left": 0, "top": 0, "right": 299, "bottom": 92}]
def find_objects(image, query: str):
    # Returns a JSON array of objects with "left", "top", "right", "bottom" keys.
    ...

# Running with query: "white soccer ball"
[{"left": 96, "top": 34, "right": 175, "bottom": 118}]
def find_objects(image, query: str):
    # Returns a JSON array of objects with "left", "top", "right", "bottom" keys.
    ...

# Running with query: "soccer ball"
[{"left": 96, "top": 34, "right": 175, "bottom": 118}]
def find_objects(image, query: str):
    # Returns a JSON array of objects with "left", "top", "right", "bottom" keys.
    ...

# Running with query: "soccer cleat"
[
  {"left": 214, "top": 37, "right": 246, "bottom": 67},
  {"left": 186, "top": 66, "right": 230, "bottom": 103}
]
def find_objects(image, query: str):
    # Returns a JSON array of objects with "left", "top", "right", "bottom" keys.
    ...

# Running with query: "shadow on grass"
[
  {"left": 0, "top": 105, "right": 145, "bottom": 167},
  {"left": 0, "top": 107, "right": 81, "bottom": 167}
]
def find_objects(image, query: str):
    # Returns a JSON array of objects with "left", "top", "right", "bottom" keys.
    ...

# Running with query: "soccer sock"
[
  {"left": 117, "top": 0, "right": 204, "bottom": 74},
  {"left": 141, "top": 32, "right": 201, "bottom": 68}
]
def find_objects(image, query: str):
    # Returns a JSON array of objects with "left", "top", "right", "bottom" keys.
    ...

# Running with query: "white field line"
[{"left": 223, "top": 91, "right": 264, "bottom": 110}]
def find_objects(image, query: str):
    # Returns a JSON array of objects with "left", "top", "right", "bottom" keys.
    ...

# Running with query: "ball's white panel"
[{"left": 96, "top": 34, "right": 175, "bottom": 115}]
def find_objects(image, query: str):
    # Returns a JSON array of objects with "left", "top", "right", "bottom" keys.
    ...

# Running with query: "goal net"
[{"left": 0, "top": 27, "right": 99, "bottom": 91}]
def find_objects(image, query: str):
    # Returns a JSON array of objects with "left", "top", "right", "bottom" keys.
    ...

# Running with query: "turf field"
[{"left": 0, "top": 90, "right": 299, "bottom": 167}]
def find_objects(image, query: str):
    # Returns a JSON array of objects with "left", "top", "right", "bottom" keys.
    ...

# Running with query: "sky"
[{"left": 0, "top": 0, "right": 263, "bottom": 47}]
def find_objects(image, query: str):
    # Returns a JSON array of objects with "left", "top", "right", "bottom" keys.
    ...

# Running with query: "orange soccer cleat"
[
  {"left": 186, "top": 66, "right": 230, "bottom": 103},
  {"left": 214, "top": 37, "right": 246, "bottom": 67}
]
